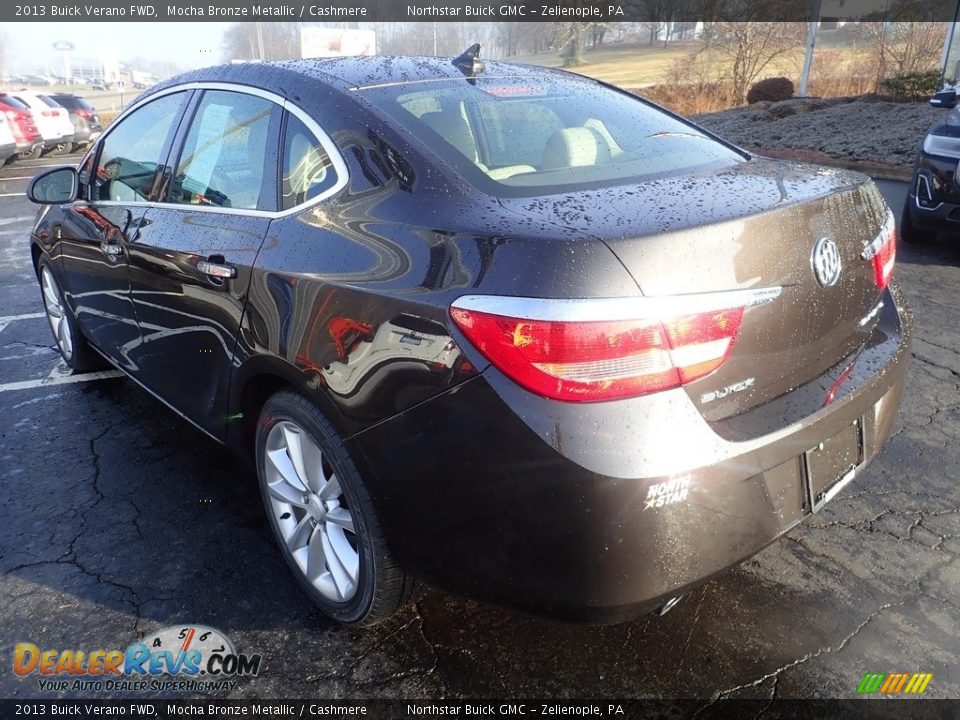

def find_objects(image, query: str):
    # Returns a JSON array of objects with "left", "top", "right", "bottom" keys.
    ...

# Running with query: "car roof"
[
  {"left": 147, "top": 55, "right": 581, "bottom": 100},
  {"left": 264, "top": 55, "right": 574, "bottom": 90}
]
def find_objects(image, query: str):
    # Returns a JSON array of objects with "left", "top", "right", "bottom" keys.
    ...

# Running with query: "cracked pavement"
[{"left": 0, "top": 163, "right": 957, "bottom": 700}]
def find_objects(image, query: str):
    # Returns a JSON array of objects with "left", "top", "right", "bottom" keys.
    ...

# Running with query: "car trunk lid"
[{"left": 497, "top": 158, "right": 892, "bottom": 419}]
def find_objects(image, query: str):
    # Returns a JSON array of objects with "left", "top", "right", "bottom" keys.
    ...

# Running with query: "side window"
[
  {"left": 281, "top": 112, "right": 339, "bottom": 211},
  {"left": 168, "top": 90, "right": 277, "bottom": 211},
  {"left": 93, "top": 92, "right": 186, "bottom": 203}
]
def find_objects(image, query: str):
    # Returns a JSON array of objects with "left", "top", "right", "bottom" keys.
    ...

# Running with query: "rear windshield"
[
  {"left": 0, "top": 95, "right": 28, "bottom": 110},
  {"left": 38, "top": 96, "right": 61, "bottom": 108},
  {"left": 361, "top": 77, "right": 742, "bottom": 196}
]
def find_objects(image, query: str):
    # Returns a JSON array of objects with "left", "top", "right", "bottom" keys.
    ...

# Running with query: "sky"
[{"left": 2, "top": 22, "right": 233, "bottom": 73}]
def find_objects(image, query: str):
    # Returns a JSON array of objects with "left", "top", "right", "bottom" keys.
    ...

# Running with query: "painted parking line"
[
  {"left": 0, "top": 193, "right": 25, "bottom": 198},
  {"left": 0, "top": 312, "right": 45, "bottom": 335},
  {"left": 0, "top": 359, "right": 122, "bottom": 393}
]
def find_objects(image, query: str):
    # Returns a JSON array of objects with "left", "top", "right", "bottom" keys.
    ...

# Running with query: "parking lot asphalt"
[{"left": 0, "top": 155, "right": 958, "bottom": 701}]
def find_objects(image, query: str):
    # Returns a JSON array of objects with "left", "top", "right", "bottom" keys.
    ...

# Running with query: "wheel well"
[{"left": 236, "top": 374, "right": 295, "bottom": 458}]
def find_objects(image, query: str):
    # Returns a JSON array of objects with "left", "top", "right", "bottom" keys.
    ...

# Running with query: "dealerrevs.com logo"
[{"left": 13, "top": 625, "right": 262, "bottom": 693}]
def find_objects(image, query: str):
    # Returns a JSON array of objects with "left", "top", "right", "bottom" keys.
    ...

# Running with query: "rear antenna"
[{"left": 453, "top": 44, "right": 485, "bottom": 78}]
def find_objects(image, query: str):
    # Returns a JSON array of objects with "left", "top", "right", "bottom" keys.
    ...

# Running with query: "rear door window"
[
  {"left": 166, "top": 90, "right": 280, "bottom": 211},
  {"left": 1, "top": 95, "right": 29, "bottom": 110}
]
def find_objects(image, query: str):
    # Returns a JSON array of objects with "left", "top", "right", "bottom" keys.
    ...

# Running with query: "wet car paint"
[{"left": 28, "top": 56, "right": 912, "bottom": 621}]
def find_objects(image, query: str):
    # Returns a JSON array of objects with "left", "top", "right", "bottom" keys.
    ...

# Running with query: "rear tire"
[
  {"left": 20, "top": 145, "right": 42, "bottom": 160},
  {"left": 255, "top": 391, "right": 414, "bottom": 626},
  {"left": 900, "top": 197, "right": 937, "bottom": 245},
  {"left": 37, "top": 258, "right": 104, "bottom": 372}
]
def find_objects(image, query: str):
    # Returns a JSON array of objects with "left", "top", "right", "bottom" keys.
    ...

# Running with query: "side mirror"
[
  {"left": 27, "top": 166, "right": 78, "bottom": 204},
  {"left": 930, "top": 90, "right": 957, "bottom": 109}
]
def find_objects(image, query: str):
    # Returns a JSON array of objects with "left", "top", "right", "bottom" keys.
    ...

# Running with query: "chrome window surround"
[
  {"left": 77, "top": 81, "right": 349, "bottom": 219},
  {"left": 450, "top": 286, "right": 782, "bottom": 323}
]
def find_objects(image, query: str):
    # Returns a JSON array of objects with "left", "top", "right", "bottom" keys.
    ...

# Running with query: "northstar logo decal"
[{"left": 644, "top": 476, "right": 691, "bottom": 510}]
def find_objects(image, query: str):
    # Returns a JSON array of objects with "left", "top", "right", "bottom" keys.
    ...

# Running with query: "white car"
[
  {"left": 0, "top": 113, "right": 17, "bottom": 164},
  {"left": 11, "top": 91, "right": 74, "bottom": 154}
]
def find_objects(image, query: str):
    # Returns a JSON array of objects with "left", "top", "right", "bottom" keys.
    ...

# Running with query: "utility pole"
[
  {"left": 798, "top": 0, "right": 822, "bottom": 97},
  {"left": 256, "top": 22, "right": 266, "bottom": 59}
]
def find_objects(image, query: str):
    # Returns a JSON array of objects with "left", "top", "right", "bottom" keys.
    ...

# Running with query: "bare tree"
[
  {"left": 698, "top": 22, "right": 805, "bottom": 104},
  {"left": 553, "top": 23, "right": 588, "bottom": 67},
  {"left": 847, "top": 21, "right": 943, "bottom": 93},
  {"left": 886, "top": 22, "right": 944, "bottom": 76}
]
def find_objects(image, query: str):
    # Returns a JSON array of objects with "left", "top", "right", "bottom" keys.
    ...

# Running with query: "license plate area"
[{"left": 804, "top": 419, "right": 864, "bottom": 513}]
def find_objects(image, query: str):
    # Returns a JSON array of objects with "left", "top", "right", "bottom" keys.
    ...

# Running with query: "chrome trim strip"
[
  {"left": 78, "top": 81, "right": 349, "bottom": 220},
  {"left": 913, "top": 172, "right": 944, "bottom": 212},
  {"left": 916, "top": 196, "right": 944, "bottom": 212},
  {"left": 858, "top": 300, "right": 884, "bottom": 327},
  {"left": 922, "top": 132, "right": 960, "bottom": 160},
  {"left": 913, "top": 174, "right": 943, "bottom": 211},
  {"left": 450, "top": 286, "right": 782, "bottom": 322}
]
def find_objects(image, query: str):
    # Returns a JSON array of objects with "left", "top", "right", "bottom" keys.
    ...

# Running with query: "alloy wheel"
[
  {"left": 41, "top": 266, "right": 73, "bottom": 360},
  {"left": 264, "top": 420, "right": 360, "bottom": 602}
]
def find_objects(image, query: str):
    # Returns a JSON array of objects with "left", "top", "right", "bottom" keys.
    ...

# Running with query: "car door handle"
[
  {"left": 100, "top": 241, "right": 124, "bottom": 257},
  {"left": 197, "top": 259, "right": 237, "bottom": 279}
]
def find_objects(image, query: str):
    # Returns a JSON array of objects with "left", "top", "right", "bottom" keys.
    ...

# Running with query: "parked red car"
[{"left": 0, "top": 93, "right": 43, "bottom": 161}]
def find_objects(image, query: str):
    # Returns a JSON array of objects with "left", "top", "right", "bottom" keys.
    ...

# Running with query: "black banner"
[
  {"left": 5, "top": 0, "right": 960, "bottom": 23},
  {"left": 1, "top": 699, "right": 957, "bottom": 719}
]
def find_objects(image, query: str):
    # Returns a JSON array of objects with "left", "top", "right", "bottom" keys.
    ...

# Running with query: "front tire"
[
  {"left": 37, "top": 258, "right": 103, "bottom": 372},
  {"left": 900, "top": 196, "right": 937, "bottom": 245},
  {"left": 255, "top": 391, "right": 413, "bottom": 626}
]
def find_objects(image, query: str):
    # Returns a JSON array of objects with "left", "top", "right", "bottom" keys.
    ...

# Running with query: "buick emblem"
[{"left": 812, "top": 237, "right": 842, "bottom": 287}]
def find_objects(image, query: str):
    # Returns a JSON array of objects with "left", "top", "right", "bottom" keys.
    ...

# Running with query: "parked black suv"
[{"left": 902, "top": 88, "right": 960, "bottom": 243}]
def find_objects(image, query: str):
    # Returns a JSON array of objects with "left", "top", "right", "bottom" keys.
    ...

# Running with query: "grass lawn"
[
  {"left": 504, "top": 41, "right": 698, "bottom": 87},
  {"left": 501, "top": 32, "right": 865, "bottom": 90}
]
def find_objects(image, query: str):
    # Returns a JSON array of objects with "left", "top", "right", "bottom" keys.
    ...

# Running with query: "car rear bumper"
[
  {"left": 15, "top": 140, "right": 42, "bottom": 155},
  {"left": 41, "top": 134, "right": 75, "bottom": 149},
  {"left": 352, "top": 285, "right": 912, "bottom": 622},
  {"left": 910, "top": 153, "right": 960, "bottom": 230},
  {"left": 907, "top": 190, "right": 960, "bottom": 229}
]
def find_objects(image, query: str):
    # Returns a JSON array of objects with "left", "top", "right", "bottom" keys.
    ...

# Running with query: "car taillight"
[
  {"left": 449, "top": 291, "right": 780, "bottom": 402},
  {"left": 41, "top": 110, "right": 56, "bottom": 117},
  {"left": 861, "top": 211, "right": 896, "bottom": 290}
]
